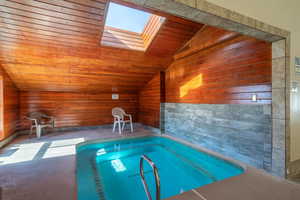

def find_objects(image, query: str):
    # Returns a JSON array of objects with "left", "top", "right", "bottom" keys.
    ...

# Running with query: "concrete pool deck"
[
  {"left": 167, "top": 168, "right": 300, "bottom": 200},
  {"left": 0, "top": 126, "right": 300, "bottom": 200}
]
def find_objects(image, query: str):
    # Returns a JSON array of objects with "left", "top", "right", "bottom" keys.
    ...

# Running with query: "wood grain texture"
[
  {"left": 138, "top": 72, "right": 164, "bottom": 128},
  {"left": 0, "top": 0, "right": 108, "bottom": 48},
  {"left": 142, "top": 15, "right": 164, "bottom": 49},
  {"left": 146, "top": 18, "right": 203, "bottom": 57},
  {"left": 166, "top": 26, "right": 272, "bottom": 104},
  {"left": 0, "top": 65, "right": 19, "bottom": 141},
  {"left": 19, "top": 91, "right": 138, "bottom": 129},
  {"left": 0, "top": 44, "right": 171, "bottom": 93},
  {"left": 175, "top": 25, "right": 239, "bottom": 60}
]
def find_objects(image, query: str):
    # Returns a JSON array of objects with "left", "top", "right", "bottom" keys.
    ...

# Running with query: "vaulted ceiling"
[{"left": 0, "top": 0, "right": 204, "bottom": 93}]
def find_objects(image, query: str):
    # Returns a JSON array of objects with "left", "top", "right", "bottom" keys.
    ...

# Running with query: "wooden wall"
[
  {"left": 138, "top": 72, "right": 164, "bottom": 128},
  {"left": 0, "top": 44, "right": 170, "bottom": 93},
  {"left": 0, "top": 65, "right": 19, "bottom": 141},
  {"left": 19, "top": 91, "right": 138, "bottom": 129},
  {"left": 165, "top": 26, "right": 272, "bottom": 104},
  {"left": 145, "top": 18, "right": 203, "bottom": 57}
]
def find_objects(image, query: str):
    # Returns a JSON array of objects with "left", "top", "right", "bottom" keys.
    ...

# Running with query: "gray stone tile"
[
  {"left": 272, "top": 40, "right": 286, "bottom": 59},
  {"left": 163, "top": 103, "right": 272, "bottom": 172},
  {"left": 272, "top": 57, "right": 286, "bottom": 89},
  {"left": 145, "top": 0, "right": 201, "bottom": 19},
  {"left": 272, "top": 119, "right": 286, "bottom": 150},
  {"left": 272, "top": 88, "right": 286, "bottom": 120}
]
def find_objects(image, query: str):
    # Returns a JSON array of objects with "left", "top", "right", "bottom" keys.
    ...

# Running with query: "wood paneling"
[
  {"left": 0, "top": 65, "right": 19, "bottom": 141},
  {"left": 146, "top": 18, "right": 204, "bottom": 57},
  {"left": 0, "top": 44, "right": 171, "bottom": 93},
  {"left": 142, "top": 15, "right": 164, "bottom": 49},
  {"left": 175, "top": 25, "right": 239, "bottom": 60},
  {"left": 138, "top": 72, "right": 164, "bottom": 128},
  {"left": 19, "top": 91, "right": 137, "bottom": 129},
  {"left": 0, "top": 0, "right": 108, "bottom": 48},
  {"left": 165, "top": 26, "right": 272, "bottom": 104}
]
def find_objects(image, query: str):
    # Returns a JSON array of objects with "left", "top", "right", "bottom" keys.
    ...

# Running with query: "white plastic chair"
[
  {"left": 112, "top": 107, "right": 133, "bottom": 134},
  {"left": 25, "top": 112, "right": 55, "bottom": 138}
]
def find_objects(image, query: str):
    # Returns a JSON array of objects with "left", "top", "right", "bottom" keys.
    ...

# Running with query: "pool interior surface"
[{"left": 77, "top": 136, "right": 244, "bottom": 200}]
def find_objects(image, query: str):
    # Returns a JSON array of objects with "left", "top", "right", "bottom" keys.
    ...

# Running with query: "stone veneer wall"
[{"left": 162, "top": 103, "right": 272, "bottom": 171}]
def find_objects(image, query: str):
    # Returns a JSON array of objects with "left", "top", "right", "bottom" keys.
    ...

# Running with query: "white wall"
[{"left": 206, "top": 0, "right": 300, "bottom": 161}]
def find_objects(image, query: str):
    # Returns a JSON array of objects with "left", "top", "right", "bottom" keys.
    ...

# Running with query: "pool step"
[
  {"left": 128, "top": 169, "right": 153, "bottom": 178},
  {"left": 95, "top": 144, "right": 160, "bottom": 163}
]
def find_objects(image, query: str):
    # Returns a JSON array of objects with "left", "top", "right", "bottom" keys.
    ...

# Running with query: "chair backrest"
[
  {"left": 26, "top": 111, "right": 51, "bottom": 123},
  {"left": 26, "top": 112, "right": 40, "bottom": 119},
  {"left": 112, "top": 107, "right": 125, "bottom": 119},
  {"left": 25, "top": 112, "right": 42, "bottom": 125}
]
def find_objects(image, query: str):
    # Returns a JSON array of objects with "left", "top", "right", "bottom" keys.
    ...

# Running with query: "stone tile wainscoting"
[{"left": 163, "top": 103, "right": 272, "bottom": 172}]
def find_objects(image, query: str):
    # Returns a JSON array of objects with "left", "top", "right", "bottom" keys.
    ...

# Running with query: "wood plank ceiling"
[
  {"left": 146, "top": 18, "right": 203, "bottom": 57},
  {"left": 0, "top": 0, "right": 203, "bottom": 93},
  {"left": 0, "top": 0, "right": 107, "bottom": 48}
]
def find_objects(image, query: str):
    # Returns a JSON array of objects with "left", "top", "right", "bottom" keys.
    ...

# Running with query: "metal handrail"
[{"left": 139, "top": 155, "right": 160, "bottom": 200}]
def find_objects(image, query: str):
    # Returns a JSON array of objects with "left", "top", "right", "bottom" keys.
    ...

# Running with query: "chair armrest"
[
  {"left": 124, "top": 113, "right": 132, "bottom": 120},
  {"left": 42, "top": 115, "right": 55, "bottom": 127},
  {"left": 113, "top": 115, "right": 121, "bottom": 120},
  {"left": 26, "top": 117, "right": 39, "bottom": 127}
]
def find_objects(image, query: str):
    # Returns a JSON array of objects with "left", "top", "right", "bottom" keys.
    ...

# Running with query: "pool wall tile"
[{"left": 162, "top": 103, "right": 272, "bottom": 172}]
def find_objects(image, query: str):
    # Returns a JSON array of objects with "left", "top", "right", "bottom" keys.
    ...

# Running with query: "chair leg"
[
  {"left": 36, "top": 126, "right": 41, "bottom": 138},
  {"left": 130, "top": 120, "right": 133, "bottom": 133},
  {"left": 30, "top": 126, "right": 34, "bottom": 135},
  {"left": 113, "top": 121, "right": 116, "bottom": 133},
  {"left": 122, "top": 122, "right": 125, "bottom": 131},
  {"left": 118, "top": 121, "right": 122, "bottom": 134}
]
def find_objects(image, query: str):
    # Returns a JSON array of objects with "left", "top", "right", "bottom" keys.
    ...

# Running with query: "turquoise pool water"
[{"left": 76, "top": 136, "right": 244, "bottom": 200}]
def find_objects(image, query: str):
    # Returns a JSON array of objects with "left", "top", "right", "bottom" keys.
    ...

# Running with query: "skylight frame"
[{"left": 100, "top": 2, "right": 165, "bottom": 51}]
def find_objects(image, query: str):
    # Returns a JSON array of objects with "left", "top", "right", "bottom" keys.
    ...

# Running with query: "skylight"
[
  {"left": 105, "top": 2, "right": 151, "bottom": 33},
  {"left": 101, "top": 3, "right": 165, "bottom": 51}
]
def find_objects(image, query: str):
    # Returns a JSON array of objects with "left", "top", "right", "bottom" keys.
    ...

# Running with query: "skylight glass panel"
[{"left": 105, "top": 3, "right": 151, "bottom": 33}]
